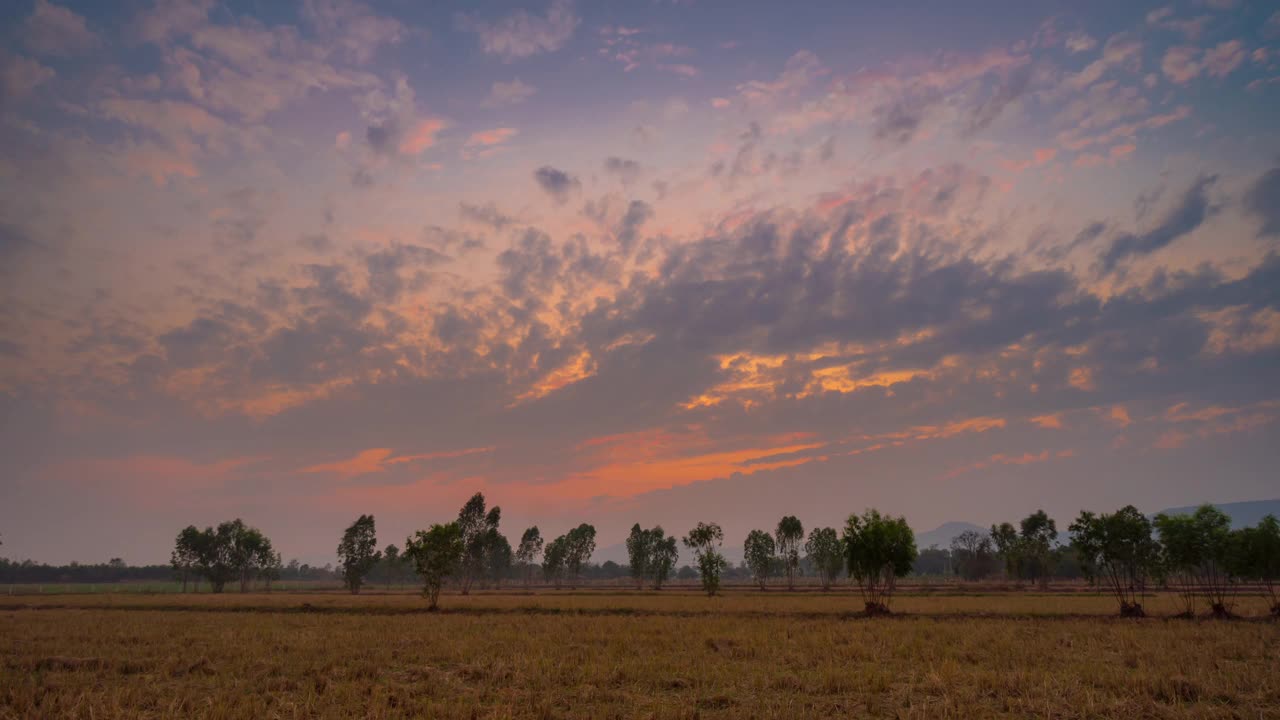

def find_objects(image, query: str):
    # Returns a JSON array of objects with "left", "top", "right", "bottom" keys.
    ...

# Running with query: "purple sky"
[{"left": 2, "top": 0, "right": 1279, "bottom": 565}]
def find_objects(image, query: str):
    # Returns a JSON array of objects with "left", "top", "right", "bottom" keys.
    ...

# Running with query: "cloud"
[
  {"left": 134, "top": 0, "right": 214, "bottom": 44},
  {"left": 1065, "top": 33, "right": 1097, "bottom": 53},
  {"left": 602, "top": 156, "right": 641, "bottom": 185},
  {"left": 0, "top": 53, "right": 55, "bottom": 105},
  {"left": 458, "top": 0, "right": 579, "bottom": 61},
  {"left": 301, "top": 0, "right": 406, "bottom": 64},
  {"left": 1097, "top": 174, "right": 1218, "bottom": 272},
  {"left": 1202, "top": 40, "right": 1246, "bottom": 78},
  {"left": 1162, "top": 46, "right": 1201, "bottom": 84},
  {"left": 533, "top": 165, "right": 580, "bottom": 204},
  {"left": 482, "top": 78, "right": 536, "bottom": 107},
  {"left": 23, "top": 0, "right": 99, "bottom": 56},
  {"left": 459, "top": 201, "right": 517, "bottom": 230},
  {"left": 1244, "top": 165, "right": 1280, "bottom": 237}
]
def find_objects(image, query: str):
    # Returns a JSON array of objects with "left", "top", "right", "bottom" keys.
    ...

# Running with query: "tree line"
[{"left": 164, "top": 500, "right": 1275, "bottom": 616}]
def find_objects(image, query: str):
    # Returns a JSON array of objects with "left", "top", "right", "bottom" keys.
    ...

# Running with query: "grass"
[{"left": 3, "top": 590, "right": 1278, "bottom": 719}]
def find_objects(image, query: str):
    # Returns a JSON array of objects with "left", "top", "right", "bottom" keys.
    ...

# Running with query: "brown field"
[{"left": 3, "top": 589, "right": 1278, "bottom": 719}]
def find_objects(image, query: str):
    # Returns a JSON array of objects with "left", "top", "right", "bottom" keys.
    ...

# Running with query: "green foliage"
[
  {"left": 1154, "top": 504, "right": 1236, "bottom": 616},
  {"left": 337, "top": 514, "right": 381, "bottom": 594},
  {"left": 1069, "top": 506, "right": 1160, "bottom": 617},
  {"left": 176, "top": 519, "right": 275, "bottom": 594},
  {"left": 404, "top": 522, "right": 464, "bottom": 610},
  {"left": 989, "top": 511, "right": 1058, "bottom": 586},
  {"left": 804, "top": 527, "right": 843, "bottom": 591},
  {"left": 1230, "top": 515, "right": 1279, "bottom": 614},
  {"left": 774, "top": 516, "right": 803, "bottom": 590},
  {"left": 843, "top": 509, "right": 916, "bottom": 613},
  {"left": 683, "top": 522, "right": 726, "bottom": 596},
  {"left": 626, "top": 524, "right": 651, "bottom": 589},
  {"left": 743, "top": 529, "right": 776, "bottom": 590},
  {"left": 515, "top": 527, "right": 544, "bottom": 586}
]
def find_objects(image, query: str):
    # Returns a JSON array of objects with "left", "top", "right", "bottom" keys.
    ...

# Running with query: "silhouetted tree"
[
  {"left": 804, "top": 527, "right": 843, "bottom": 591},
  {"left": 950, "top": 529, "right": 996, "bottom": 581},
  {"left": 844, "top": 509, "right": 916, "bottom": 614},
  {"left": 626, "top": 524, "right": 652, "bottom": 589},
  {"left": 171, "top": 526, "right": 202, "bottom": 592},
  {"left": 650, "top": 529, "right": 678, "bottom": 590},
  {"left": 515, "top": 527, "right": 544, "bottom": 587},
  {"left": 1070, "top": 506, "right": 1160, "bottom": 617},
  {"left": 683, "top": 522, "right": 726, "bottom": 596},
  {"left": 564, "top": 524, "right": 596, "bottom": 588},
  {"left": 543, "top": 535, "right": 567, "bottom": 588},
  {"left": 405, "top": 523, "right": 464, "bottom": 611},
  {"left": 775, "top": 516, "right": 803, "bottom": 590},
  {"left": 744, "top": 530, "right": 775, "bottom": 590},
  {"left": 337, "top": 514, "right": 381, "bottom": 594},
  {"left": 456, "top": 493, "right": 501, "bottom": 594},
  {"left": 486, "top": 530, "right": 512, "bottom": 587}
]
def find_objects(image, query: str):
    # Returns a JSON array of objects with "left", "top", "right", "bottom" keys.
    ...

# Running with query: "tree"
[
  {"left": 804, "top": 527, "right": 843, "bottom": 591},
  {"left": 564, "top": 524, "right": 596, "bottom": 588},
  {"left": 171, "top": 526, "right": 202, "bottom": 592},
  {"left": 626, "top": 524, "right": 653, "bottom": 590},
  {"left": 456, "top": 493, "right": 501, "bottom": 594},
  {"left": 1019, "top": 510, "right": 1058, "bottom": 589},
  {"left": 650, "top": 530, "right": 678, "bottom": 590},
  {"left": 261, "top": 550, "right": 282, "bottom": 591},
  {"left": 404, "top": 523, "right": 464, "bottom": 611},
  {"left": 683, "top": 522, "right": 727, "bottom": 596},
  {"left": 485, "top": 530, "right": 512, "bottom": 587},
  {"left": 950, "top": 530, "right": 996, "bottom": 582},
  {"left": 774, "top": 516, "right": 804, "bottom": 590},
  {"left": 990, "top": 522, "right": 1022, "bottom": 581},
  {"left": 1155, "top": 504, "right": 1237, "bottom": 617},
  {"left": 1231, "top": 515, "right": 1279, "bottom": 616},
  {"left": 1069, "top": 506, "right": 1160, "bottom": 617},
  {"left": 337, "top": 514, "right": 381, "bottom": 594},
  {"left": 515, "top": 527, "right": 544, "bottom": 587},
  {"left": 183, "top": 519, "right": 273, "bottom": 593},
  {"left": 743, "top": 530, "right": 776, "bottom": 590},
  {"left": 381, "top": 544, "right": 402, "bottom": 589},
  {"left": 844, "top": 509, "right": 916, "bottom": 615},
  {"left": 542, "top": 535, "right": 567, "bottom": 588}
]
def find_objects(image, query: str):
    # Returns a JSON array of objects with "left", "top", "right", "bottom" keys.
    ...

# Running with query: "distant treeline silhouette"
[{"left": 2, "top": 498, "right": 1276, "bottom": 617}]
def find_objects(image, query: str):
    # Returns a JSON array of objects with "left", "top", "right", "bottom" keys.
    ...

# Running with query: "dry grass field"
[{"left": 3, "top": 589, "right": 1278, "bottom": 719}]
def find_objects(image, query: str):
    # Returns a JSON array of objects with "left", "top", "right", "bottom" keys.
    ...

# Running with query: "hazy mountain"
[
  {"left": 1153, "top": 499, "right": 1280, "bottom": 528},
  {"left": 913, "top": 521, "right": 987, "bottom": 550}
]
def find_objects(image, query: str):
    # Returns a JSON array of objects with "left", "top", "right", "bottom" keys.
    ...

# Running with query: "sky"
[{"left": 2, "top": 0, "right": 1279, "bottom": 566}]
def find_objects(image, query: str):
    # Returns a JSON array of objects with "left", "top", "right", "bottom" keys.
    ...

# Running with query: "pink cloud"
[{"left": 399, "top": 117, "right": 446, "bottom": 155}]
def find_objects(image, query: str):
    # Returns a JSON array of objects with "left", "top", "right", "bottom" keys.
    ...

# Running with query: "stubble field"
[{"left": 2, "top": 589, "right": 1278, "bottom": 719}]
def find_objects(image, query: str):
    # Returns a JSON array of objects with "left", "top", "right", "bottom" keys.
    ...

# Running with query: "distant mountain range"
[
  {"left": 913, "top": 521, "right": 987, "bottom": 550},
  {"left": 1153, "top": 499, "right": 1280, "bottom": 528}
]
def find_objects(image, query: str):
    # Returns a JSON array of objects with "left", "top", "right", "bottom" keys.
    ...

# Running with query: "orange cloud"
[
  {"left": 944, "top": 448, "right": 1075, "bottom": 480},
  {"left": 399, "top": 117, "right": 446, "bottom": 155},
  {"left": 301, "top": 446, "right": 493, "bottom": 479},
  {"left": 1030, "top": 413, "right": 1064, "bottom": 429},
  {"left": 1107, "top": 405, "right": 1132, "bottom": 427}
]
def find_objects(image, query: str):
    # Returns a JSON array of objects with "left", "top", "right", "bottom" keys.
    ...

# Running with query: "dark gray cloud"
[
  {"left": 602, "top": 156, "right": 641, "bottom": 185},
  {"left": 1098, "top": 174, "right": 1218, "bottom": 273},
  {"left": 966, "top": 64, "right": 1032, "bottom": 135},
  {"left": 459, "top": 201, "right": 516, "bottom": 230},
  {"left": 533, "top": 165, "right": 579, "bottom": 204},
  {"left": 1243, "top": 165, "right": 1280, "bottom": 237},
  {"left": 364, "top": 243, "right": 451, "bottom": 302},
  {"left": 873, "top": 94, "right": 935, "bottom": 145}
]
